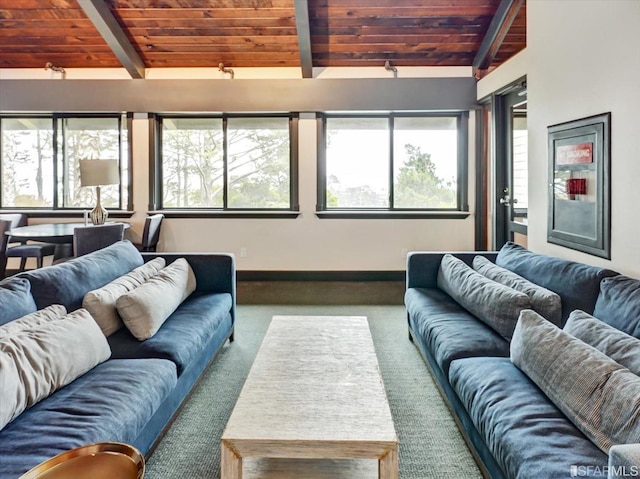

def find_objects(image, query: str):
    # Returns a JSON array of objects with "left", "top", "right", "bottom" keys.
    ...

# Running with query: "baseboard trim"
[{"left": 237, "top": 270, "right": 405, "bottom": 282}]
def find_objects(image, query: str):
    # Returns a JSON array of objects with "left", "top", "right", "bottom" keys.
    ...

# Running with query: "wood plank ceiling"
[{"left": 0, "top": 0, "right": 526, "bottom": 77}]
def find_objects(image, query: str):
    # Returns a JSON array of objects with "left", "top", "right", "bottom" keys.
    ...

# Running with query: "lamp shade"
[{"left": 79, "top": 159, "right": 119, "bottom": 187}]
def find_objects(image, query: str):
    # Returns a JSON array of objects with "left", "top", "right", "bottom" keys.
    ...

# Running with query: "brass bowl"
[{"left": 19, "top": 442, "right": 145, "bottom": 479}]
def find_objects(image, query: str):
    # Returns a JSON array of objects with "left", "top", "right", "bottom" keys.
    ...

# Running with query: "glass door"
[
  {"left": 508, "top": 97, "right": 528, "bottom": 246},
  {"left": 494, "top": 83, "right": 528, "bottom": 248}
]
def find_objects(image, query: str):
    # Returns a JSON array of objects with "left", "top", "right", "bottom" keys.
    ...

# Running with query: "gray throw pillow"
[
  {"left": 473, "top": 255, "right": 562, "bottom": 326},
  {"left": 511, "top": 309, "right": 640, "bottom": 454},
  {"left": 593, "top": 275, "right": 640, "bottom": 338},
  {"left": 437, "top": 254, "right": 531, "bottom": 340},
  {"left": 564, "top": 309, "right": 640, "bottom": 376}
]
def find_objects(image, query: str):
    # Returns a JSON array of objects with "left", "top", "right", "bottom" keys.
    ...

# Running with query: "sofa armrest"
[
  {"left": 142, "top": 253, "right": 236, "bottom": 322},
  {"left": 406, "top": 251, "right": 498, "bottom": 290},
  {"left": 608, "top": 444, "right": 640, "bottom": 479}
]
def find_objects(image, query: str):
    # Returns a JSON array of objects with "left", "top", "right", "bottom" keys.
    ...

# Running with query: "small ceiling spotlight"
[
  {"left": 384, "top": 60, "right": 398, "bottom": 78},
  {"left": 44, "top": 62, "right": 66, "bottom": 78},
  {"left": 218, "top": 62, "right": 235, "bottom": 79}
]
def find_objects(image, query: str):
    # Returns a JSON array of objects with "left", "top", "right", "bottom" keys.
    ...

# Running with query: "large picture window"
[
  {"left": 156, "top": 115, "right": 297, "bottom": 211},
  {"left": 319, "top": 113, "right": 468, "bottom": 213},
  {"left": 0, "top": 114, "right": 130, "bottom": 210}
]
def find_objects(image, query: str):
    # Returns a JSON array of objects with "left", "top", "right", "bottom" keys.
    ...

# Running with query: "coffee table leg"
[
  {"left": 379, "top": 447, "right": 399, "bottom": 479},
  {"left": 221, "top": 441, "right": 242, "bottom": 479}
]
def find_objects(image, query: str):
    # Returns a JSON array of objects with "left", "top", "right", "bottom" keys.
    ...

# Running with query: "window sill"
[
  {"left": 315, "top": 210, "right": 471, "bottom": 219},
  {"left": 0, "top": 209, "right": 135, "bottom": 219},
  {"left": 150, "top": 210, "right": 301, "bottom": 219}
]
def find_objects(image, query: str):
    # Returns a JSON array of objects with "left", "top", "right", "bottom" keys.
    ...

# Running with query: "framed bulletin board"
[{"left": 547, "top": 112, "right": 611, "bottom": 258}]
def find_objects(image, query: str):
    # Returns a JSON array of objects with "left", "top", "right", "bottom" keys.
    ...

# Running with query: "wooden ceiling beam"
[
  {"left": 76, "top": 0, "right": 145, "bottom": 79},
  {"left": 294, "top": 0, "right": 313, "bottom": 78},
  {"left": 472, "top": 0, "right": 524, "bottom": 77}
]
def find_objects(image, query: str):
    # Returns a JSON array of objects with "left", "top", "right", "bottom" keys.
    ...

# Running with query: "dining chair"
[
  {"left": 0, "top": 220, "right": 11, "bottom": 278},
  {"left": 73, "top": 223, "right": 125, "bottom": 257},
  {"left": 135, "top": 214, "right": 164, "bottom": 252},
  {"left": 0, "top": 213, "right": 56, "bottom": 271}
]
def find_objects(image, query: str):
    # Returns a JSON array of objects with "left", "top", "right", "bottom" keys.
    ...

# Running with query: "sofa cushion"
[
  {"left": 496, "top": 241, "right": 617, "bottom": 322},
  {"left": 593, "top": 275, "right": 640, "bottom": 338},
  {"left": 20, "top": 240, "right": 143, "bottom": 311},
  {"left": 109, "top": 292, "right": 232, "bottom": 375},
  {"left": 405, "top": 288, "right": 510, "bottom": 376},
  {"left": 0, "top": 278, "right": 37, "bottom": 327},
  {"left": 473, "top": 255, "right": 562, "bottom": 325},
  {"left": 83, "top": 257, "right": 166, "bottom": 336},
  {"left": 0, "top": 305, "right": 66, "bottom": 337},
  {"left": 0, "top": 358, "right": 177, "bottom": 479},
  {"left": 0, "top": 309, "right": 111, "bottom": 431},
  {"left": 437, "top": 254, "right": 531, "bottom": 340},
  {"left": 511, "top": 309, "right": 640, "bottom": 453},
  {"left": 116, "top": 258, "right": 197, "bottom": 341},
  {"left": 564, "top": 309, "right": 640, "bottom": 376},
  {"left": 449, "top": 357, "right": 608, "bottom": 479}
]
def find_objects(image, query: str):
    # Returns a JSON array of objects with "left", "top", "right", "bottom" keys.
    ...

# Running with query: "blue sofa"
[
  {"left": 404, "top": 242, "right": 640, "bottom": 479},
  {"left": 0, "top": 241, "right": 236, "bottom": 478}
]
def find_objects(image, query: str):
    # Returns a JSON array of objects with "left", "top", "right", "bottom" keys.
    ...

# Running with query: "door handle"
[
  {"left": 499, "top": 195, "right": 518, "bottom": 206},
  {"left": 499, "top": 187, "right": 518, "bottom": 206}
]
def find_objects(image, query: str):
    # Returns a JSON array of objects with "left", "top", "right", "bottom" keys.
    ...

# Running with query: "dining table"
[{"left": 6, "top": 222, "right": 130, "bottom": 261}]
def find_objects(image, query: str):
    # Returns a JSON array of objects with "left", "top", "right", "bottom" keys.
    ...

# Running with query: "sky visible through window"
[
  {"left": 326, "top": 116, "right": 458, "bottom": 208},
  {"left": 1, "top": 117, "right": 125, "bottom": 209}
]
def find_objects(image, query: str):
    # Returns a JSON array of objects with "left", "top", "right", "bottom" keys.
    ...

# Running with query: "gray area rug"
[{"left": 144, "top": 305, "right": 483, "bottom": 479}]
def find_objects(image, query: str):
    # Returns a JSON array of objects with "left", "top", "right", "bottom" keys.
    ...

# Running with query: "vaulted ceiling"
[{"left": 0, "top": 0, "right": 526, "bottom": 78}]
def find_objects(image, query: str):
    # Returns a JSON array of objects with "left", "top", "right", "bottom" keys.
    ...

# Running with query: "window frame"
[
  {"left": 316, "top": 112, "right": 469, "bottom": 219},
  {"left": 0, "top": 112, "right": 133, "bottom": 214},
  {"left": 152, "top": 113, "right": 299, "bottom": 218}
]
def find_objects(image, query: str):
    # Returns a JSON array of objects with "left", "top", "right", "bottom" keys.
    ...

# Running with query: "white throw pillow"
[
  {"left": 0, "top": 305, "right": 67, "bottom": 338},
  {"left": 0, "top": 308, "right": 111, "bottom": 431},
  {"left": 83, "top": 257, "right": 166, "bottom": 336},
  {"left": 116, "top": 258, "right": 197, "bottom": 341}
]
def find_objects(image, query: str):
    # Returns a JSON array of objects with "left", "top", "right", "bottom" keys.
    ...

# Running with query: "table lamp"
[{"left": 79, "top": 159, "right": 119, "bottom": 225}]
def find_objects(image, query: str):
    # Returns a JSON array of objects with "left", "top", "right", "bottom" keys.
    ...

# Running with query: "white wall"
[
  {"left": 527, "top": 0, "right": 640, "bottom": 277},
  {"left": 1, "top": 66, "right": 477, "bottom": 271},
  {"left": 476, "top": 49, "right": 528, "bottom": 101},
  {"left": 135, "top": 115, "right": 476, "bottom": 271}
]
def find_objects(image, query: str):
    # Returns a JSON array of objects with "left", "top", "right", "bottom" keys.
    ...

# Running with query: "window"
[
  {"left": 319, "top": 113, "right": 468, "bottom": 213},
  {"left": 0, "top": 114, "right": 130, "bottom": 210},
  {"left": 156, "top": 115, "right": 297, "bottom": 211},
  {"left": 1, "top": 117, "right": 53, "bottom": 208}
]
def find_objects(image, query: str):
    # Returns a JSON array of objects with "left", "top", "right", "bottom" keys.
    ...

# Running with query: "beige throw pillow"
[
  {"left": 0, "top": 308, "right": 111, "bottom": 431},
  {"left": 116, "top": 258, "right": 196, "bottom": 341},
  {"left": 0, "top": 305, "right": 67, "bottom": 338},
  {"left": 83, "top": 257, "right": 166, "bottom": 336}
]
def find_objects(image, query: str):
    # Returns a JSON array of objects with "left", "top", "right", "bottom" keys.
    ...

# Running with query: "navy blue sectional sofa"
[
  {"left": 404, "top": 242, "right": 640, "bottom": 479},
  {"left": 0, "top": 241, "right": 235, "bottom": 478}
]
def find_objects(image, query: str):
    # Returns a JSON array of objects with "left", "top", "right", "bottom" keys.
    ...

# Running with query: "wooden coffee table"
[{"left": 221, "top": 316, "right": 398, "bottom": 479}]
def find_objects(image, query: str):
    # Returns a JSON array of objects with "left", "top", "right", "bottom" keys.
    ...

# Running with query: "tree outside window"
[
  {"left": 1, "top": 118, "right": 54, "bottom": 207},
  {"left": 159, "top": 115, "right": 293, "bottom": 210},
  {"left": 59, "top": 117, "right": 122, "bottom": 208},
  {"left": 322, "top": 114, "right": 464, "bottom": 211},
  {"left": 0, "top": 115, "right": 127, "bottom": 210}
]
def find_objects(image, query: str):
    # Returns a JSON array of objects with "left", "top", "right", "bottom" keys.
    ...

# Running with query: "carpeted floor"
[{"left": 144, "top": 305, "right": 483, "bottom": 479}]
